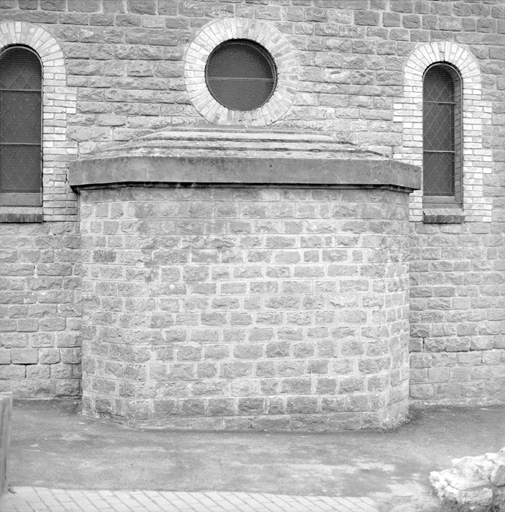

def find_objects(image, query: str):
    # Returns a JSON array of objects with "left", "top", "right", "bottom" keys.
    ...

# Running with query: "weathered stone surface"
[
  {"left": 492, "top": 463, "right": 505, "bottom": 488},
  {"left": 430, "top": 448, "right": 505, "bottom": 511},
  {"left": 70, "top": 129, "right": 420, "bottom": 192}
]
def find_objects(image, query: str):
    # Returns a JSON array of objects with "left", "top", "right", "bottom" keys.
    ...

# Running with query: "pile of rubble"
[{"left": 430, "top": 448, "right": 505, "bottom": 511}]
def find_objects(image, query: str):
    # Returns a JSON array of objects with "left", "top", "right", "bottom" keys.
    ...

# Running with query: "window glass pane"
[
  {"left": 423, "top": 103, "right": 454, "bottom": 152},
  {"left": 423, "top": 65, "right": 457, "bottom": 198},
  {"left": 206, "top": 41, "right": 275, "bottom": 80},
  {"left": 0, "top": 46, "right": 42, "bottom": 196},
  {"left": 0, "top": 91, "right": 41, "bottom": 144},
  {"left": 0, "top": 145, "right": 41, "bottom": 193},
  {"left": 423, "top": 152, "right": 454, "bottom": 196},
  {"left": 423, "top": 67, "right": 454, "bottom": 103},
  {"left": 207, "top": 78, "right": 275, "bottom": 111},
  {"left": 205, "top": 39, "right": 277, "bottom": 111},
  {"left": 0, "top": 47, "right": 41, "bottom": 91}
]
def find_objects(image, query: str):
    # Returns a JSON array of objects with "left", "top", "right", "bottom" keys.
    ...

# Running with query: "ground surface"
[{"left": 5, "top": 400, "right": 505, "bottom": 511}]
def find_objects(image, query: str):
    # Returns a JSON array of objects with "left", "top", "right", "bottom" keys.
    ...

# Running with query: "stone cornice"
[{"left": 70, "top": 129, "right": 420, "bottom": 193}]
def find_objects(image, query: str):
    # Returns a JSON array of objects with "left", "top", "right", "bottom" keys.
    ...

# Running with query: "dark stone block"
[
  {"left": 40, "top": 0, "right": 66, "bottom": 10},
  {"left": 0, "top": 214, "right": 43, "bottom": 223},
  {"left": 423, "top": 214, "right": 465, "bottom": 224},
  {"left": 127, "top": 0, "right": 156, "bottom": 15}
]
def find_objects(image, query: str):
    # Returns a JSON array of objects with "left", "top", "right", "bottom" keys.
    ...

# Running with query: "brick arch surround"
[
  {"left": 394, "top": 42, "right": 493, "bottom": 223},
  {"left": 184, "top": 18, "right": 298, "bottom": 127},
  {"left": 0, "top": 22, "right": 77, "bottom": 220}
]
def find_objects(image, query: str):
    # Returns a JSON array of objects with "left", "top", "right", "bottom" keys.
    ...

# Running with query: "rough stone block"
[
  {"left": 0, "top": 351, "right": 11, "bottom": 365},
  {"left": 26, "top": 366, "right": 51, "bottom": 379},
  {"left": 153, "top": 399, "right": 177, "bottom": 417},
  {"left": 103, "top": 0, "right": 124, "bottom": 13},
  {"left": 158, "top": 0, "right": 176, "bottom": 15},
  {"left": 68, "top": 0, "right": 100, "bottom": 12},
  {"left": 40, "top": 0, "right": 65, "bottom": 10},
  {"left": 430, "top": 449, "right": 505, "bottom": 512},
  {"left": 11, "top": 349, "right": 38, "bottom": 365},
  {"left": 0, "top": 366, "right": 25, "bottom": 380},
  {"left": 127, "top": 0, "right": 156, "bottom": 15},
  {"left": 19, "top": 0, "right": 38, "bottom": 9},
  {"left": 39, "top": 349, "right": 61, "bottom": 365}
]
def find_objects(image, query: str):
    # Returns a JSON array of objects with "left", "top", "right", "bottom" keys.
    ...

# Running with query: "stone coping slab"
[{"left": 69, "top": 129, "right": 420, "bottom": 192}]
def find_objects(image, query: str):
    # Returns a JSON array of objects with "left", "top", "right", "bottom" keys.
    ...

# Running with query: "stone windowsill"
[
  {"left": 423, "top": 206, "right": 465, "bottom": 224},
  {"left": 0, "top": 207, "right": 43, "bottom": 223}
]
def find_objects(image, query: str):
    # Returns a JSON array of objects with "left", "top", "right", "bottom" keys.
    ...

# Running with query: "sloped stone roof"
[{"left": 70, "top": 127, "right": 420, "bottom": 191}]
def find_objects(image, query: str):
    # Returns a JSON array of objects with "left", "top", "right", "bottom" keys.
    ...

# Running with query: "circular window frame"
[
  {"left": 184, "top": 19, "right": 298, "bottom": 127},
  {"left": 205, "top": 39, "right": 278, "bottom": 112}
]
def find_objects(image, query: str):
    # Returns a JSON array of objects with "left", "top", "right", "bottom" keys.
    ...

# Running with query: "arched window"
[
  {"left": 423, "top": 63, "right": 462, "bottom": 205},
  {"left": 0, "top": 45, "right": 42, "bottom": 206}
]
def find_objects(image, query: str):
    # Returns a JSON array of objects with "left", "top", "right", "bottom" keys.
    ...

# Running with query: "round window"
[{"left": 205, "top": 39, "right": 277, "bottom": 112}]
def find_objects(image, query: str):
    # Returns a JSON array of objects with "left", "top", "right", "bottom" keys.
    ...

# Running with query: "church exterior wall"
[{"left": 0, "top": 0, "right": 504, "bottom": 426}]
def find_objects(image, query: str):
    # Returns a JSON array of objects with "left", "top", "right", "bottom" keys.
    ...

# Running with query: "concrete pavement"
[{"left": 4, "top": 399, "right": 505, "bottom": 511}]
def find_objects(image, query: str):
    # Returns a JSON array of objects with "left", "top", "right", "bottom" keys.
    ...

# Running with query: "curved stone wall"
[{"left": 73, "top": 130, "right": 420, "bottom": 431}]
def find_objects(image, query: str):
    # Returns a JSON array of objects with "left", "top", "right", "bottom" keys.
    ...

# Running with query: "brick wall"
[{"left": 0, "top": 0, "right": 503, "bottom": 410}]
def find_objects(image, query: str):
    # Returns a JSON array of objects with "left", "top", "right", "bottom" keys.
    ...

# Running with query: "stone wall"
[
  {"left": 409, "top": 222, "right": 505, "bottom": 405},
  {"left": 0, "top": 0, "right": 503, "bottom": 409},
  {"left": 70, "top": 130, "right": 419, "bottom": 430},
  {"left": 79, "top": 182, "right": 412, "bottom": 430},
  {"left": 0, "top": 223, "right": 81, "bottom": 397}
]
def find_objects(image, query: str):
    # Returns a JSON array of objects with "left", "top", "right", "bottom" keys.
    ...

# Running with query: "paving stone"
[{"left": 0, "top": 488, "right": 381, "bottom": 512}]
